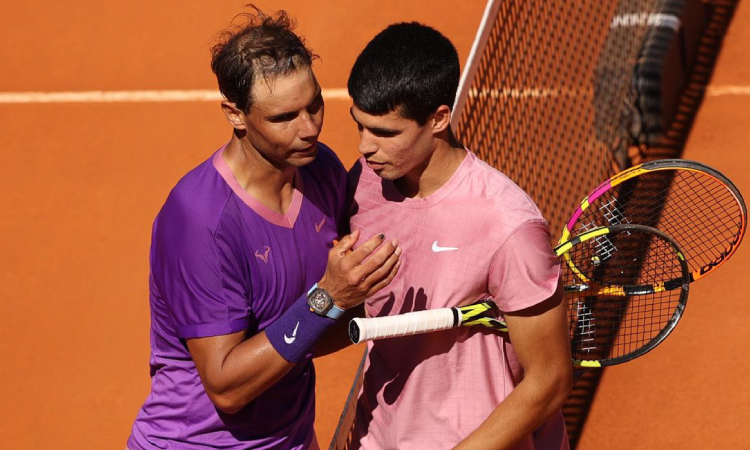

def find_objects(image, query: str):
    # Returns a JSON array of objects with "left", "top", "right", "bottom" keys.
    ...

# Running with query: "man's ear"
[
  {"left": 431, "top": 104, "right": 452, "bottom": 134},
  {"left": 221, "top": 101, "right": 247, "bottom": 131}
]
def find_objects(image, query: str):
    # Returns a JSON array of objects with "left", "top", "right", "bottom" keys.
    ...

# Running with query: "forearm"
[
  {"left": 198, "top": 332, "right": 295, "bottom": 414},
  {"left": 453, "top": 367, "right": 571, "bottom": 450},
  {"left": 190, "top": 294, "right": 338, "bottom": 413},
  {"left": 208, "top": 305, "right": 351, "bottom": 410}
]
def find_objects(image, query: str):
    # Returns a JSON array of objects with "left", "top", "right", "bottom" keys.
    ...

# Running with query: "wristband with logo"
[{"left": 266, "top": 291, "right": 337, "bottom": 363}]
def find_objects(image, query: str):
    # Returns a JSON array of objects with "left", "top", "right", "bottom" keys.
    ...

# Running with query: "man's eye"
[
  {"left": 308, "top": 95, "right": 323, "bottom": 114},
  {"left": 270, "top": 114, "right": 295, "bottom": 123}
]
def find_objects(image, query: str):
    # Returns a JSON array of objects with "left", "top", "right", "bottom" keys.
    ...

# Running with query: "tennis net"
[
  {"left": 453, "top": 0, "right": 687, "bottom": 236},
  {"left": 327, "top": 349, "right": 367, "bottom": 450}
]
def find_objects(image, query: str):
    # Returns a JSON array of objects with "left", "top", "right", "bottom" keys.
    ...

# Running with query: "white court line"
[
  {"left": 706, "top": 85, "right": 750, "bottom": 97},
  {"left": 0, "top": 85, "right": 746, "bottom": 104},
  {"left": 0, "top": 88, "right": 350, "bottom": 104}
]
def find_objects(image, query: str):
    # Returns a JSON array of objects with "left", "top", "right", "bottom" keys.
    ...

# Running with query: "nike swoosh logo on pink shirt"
[{"left": 432, "top": 241, "right": 459, "bottom": 252}]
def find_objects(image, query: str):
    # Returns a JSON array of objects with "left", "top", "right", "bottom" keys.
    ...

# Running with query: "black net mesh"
[{"left": 454, "top": 0, "right": 685, "bottom": 236}]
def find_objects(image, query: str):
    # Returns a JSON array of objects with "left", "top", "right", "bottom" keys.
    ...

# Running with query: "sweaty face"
[
  {"left": 243, "top": 68, "right": 324, "bottom": 168},
  {"left": 350, "top": 104, "right": 435, "bottom": 180}
]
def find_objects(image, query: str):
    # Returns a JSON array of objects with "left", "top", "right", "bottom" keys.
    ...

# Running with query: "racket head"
[
  {"left": 556, "top": 224, "right": 690, "bottom": 367},
  {"left": 561, "top": 159, "right": 746, "bottom": 283}
]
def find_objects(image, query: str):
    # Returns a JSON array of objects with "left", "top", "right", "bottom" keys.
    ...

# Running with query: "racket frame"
[
  {"left": 562, "top": 224, "right": 690, "bottom": 367},
  {"left": 560, "top": 159, "right": 746, "bottom": 283}
]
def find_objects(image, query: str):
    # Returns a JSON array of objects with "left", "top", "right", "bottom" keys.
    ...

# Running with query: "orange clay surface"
[{"left": 0, "top": 1, "right": 748, "bottom": 449}]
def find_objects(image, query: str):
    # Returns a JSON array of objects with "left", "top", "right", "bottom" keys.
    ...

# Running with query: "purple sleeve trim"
[{"left": 176, "top": 317, "right": 249, "bottom": 339}]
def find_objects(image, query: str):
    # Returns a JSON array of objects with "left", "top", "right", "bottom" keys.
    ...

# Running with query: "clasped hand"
[{"left": 318, "top": 229, "right": 402, "bottom": 310}]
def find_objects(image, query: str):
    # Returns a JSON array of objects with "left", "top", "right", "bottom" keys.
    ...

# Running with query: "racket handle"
[{"left": 349, "top": 307, "right": 458, "bottom": 344}]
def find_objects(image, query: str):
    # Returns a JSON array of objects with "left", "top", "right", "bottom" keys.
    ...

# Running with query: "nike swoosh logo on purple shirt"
[{"left": 315, "top": 217, "right": 326, "bottom": 233}]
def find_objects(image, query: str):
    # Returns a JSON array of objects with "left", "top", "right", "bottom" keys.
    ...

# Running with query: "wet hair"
[
  {"left": 210, "top": 5, "right": 318, "bottom": 112},
  {"left": 348, "top": 22, "right": 460, "bottom": 125}
]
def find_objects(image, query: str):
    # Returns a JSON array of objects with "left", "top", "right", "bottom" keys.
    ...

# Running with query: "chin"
[
  {"left": 289, "top": 156, "right": 317, "bottom": 167},
  {"left": 372, "top": 168, "right": 400, "bottom": 180},
  {"left": 288, "top": 147, "right": 319, "bottom": 167}
]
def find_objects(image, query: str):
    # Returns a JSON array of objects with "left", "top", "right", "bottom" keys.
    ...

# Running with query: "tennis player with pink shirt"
[{"left": 346, "top": 23, "right": 572, "bottom": 449}]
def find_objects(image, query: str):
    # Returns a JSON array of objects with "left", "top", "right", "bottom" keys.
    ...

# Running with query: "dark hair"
[
  {"left": 348, "top": 22, "right": 460, "bottom": 125},
  {"left": 211, "top": 5, "right": 318, "bottom": 112}
]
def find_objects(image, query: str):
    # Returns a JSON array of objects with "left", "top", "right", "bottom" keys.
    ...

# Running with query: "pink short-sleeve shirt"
[{"left": 348, "top": 150, "right": 567, "bottom": 450}]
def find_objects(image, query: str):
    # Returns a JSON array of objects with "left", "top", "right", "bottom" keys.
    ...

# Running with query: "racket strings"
[
  {"left": 565, "top": 228, "right": 686, "bottom": 363},
  {"left": 599, "top": 197, "right": 631, "bottom": 226},
  {"left": 662, "top": 173, "right": 739, "bottom": 262},
  {"left": 570, "top": 295, "right": 676, "bottom": 357},
  {"left": 575, "top": 169, "right": 745, "bottom": 278}
]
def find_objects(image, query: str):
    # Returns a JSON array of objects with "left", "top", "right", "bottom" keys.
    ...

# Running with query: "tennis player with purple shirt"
[{"left": 127, "top": 8, "right": 401, "bottom": 450}]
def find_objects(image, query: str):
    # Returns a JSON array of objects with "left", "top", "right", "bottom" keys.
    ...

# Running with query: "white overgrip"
[{"left": 350, "top": 308, "right": 457, "bottom": 343}]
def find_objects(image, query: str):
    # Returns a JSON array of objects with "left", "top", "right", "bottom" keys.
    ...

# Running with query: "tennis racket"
[
  {"left": 349, "top": 298, "right": 507, "bottom": 344},
  {"left": 350, "top": 224, "right": 690, "bottom": 368},
  {"left": 561, "top": 159, "right": 746, "bottom": 283}
]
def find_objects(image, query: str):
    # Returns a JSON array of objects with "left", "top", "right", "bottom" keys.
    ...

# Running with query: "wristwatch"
[{"left": 307, "top": 284, "right": 345, "bottom": 320}]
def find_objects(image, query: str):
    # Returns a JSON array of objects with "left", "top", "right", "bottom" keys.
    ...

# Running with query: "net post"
[
  {"left": 327, "top": 348, "right": 368, "bottom": 450},
  {"left": 451, "top": 0, "right": 501, "bottom": 129}
]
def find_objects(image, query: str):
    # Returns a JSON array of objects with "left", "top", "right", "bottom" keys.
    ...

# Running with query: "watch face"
[{"left": 309, "top": 289, "right": 331, "bottom": 313}]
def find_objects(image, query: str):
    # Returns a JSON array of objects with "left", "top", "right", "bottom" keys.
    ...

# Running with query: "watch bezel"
[{"left": 308, "top": 287, "right": 333, "bottom": 315}]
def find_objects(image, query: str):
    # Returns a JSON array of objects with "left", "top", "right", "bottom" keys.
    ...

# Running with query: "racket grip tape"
[{"left": 349, "top": 307, "right": 458, "bottom": 344}]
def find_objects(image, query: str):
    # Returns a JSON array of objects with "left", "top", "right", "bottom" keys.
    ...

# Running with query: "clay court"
[{"left": 1, "top": 1, "right": 748, "bottom": 448}]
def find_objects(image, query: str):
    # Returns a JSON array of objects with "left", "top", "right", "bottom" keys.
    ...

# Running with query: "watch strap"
[{"left": 326, "top": 303, "right": 346, "bottom": 320}]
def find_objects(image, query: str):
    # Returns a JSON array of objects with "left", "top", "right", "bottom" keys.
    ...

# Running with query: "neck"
[
  {"left": 396, "top": 135, "right": 465, "bottom": 199},
  {"left": 222, "top": 133, "right": 297, "bottom": 214}
]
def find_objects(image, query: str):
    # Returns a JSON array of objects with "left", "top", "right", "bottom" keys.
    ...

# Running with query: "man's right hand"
[{"left": 317, "top": 229, "right": 402, "bottom": 310}]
